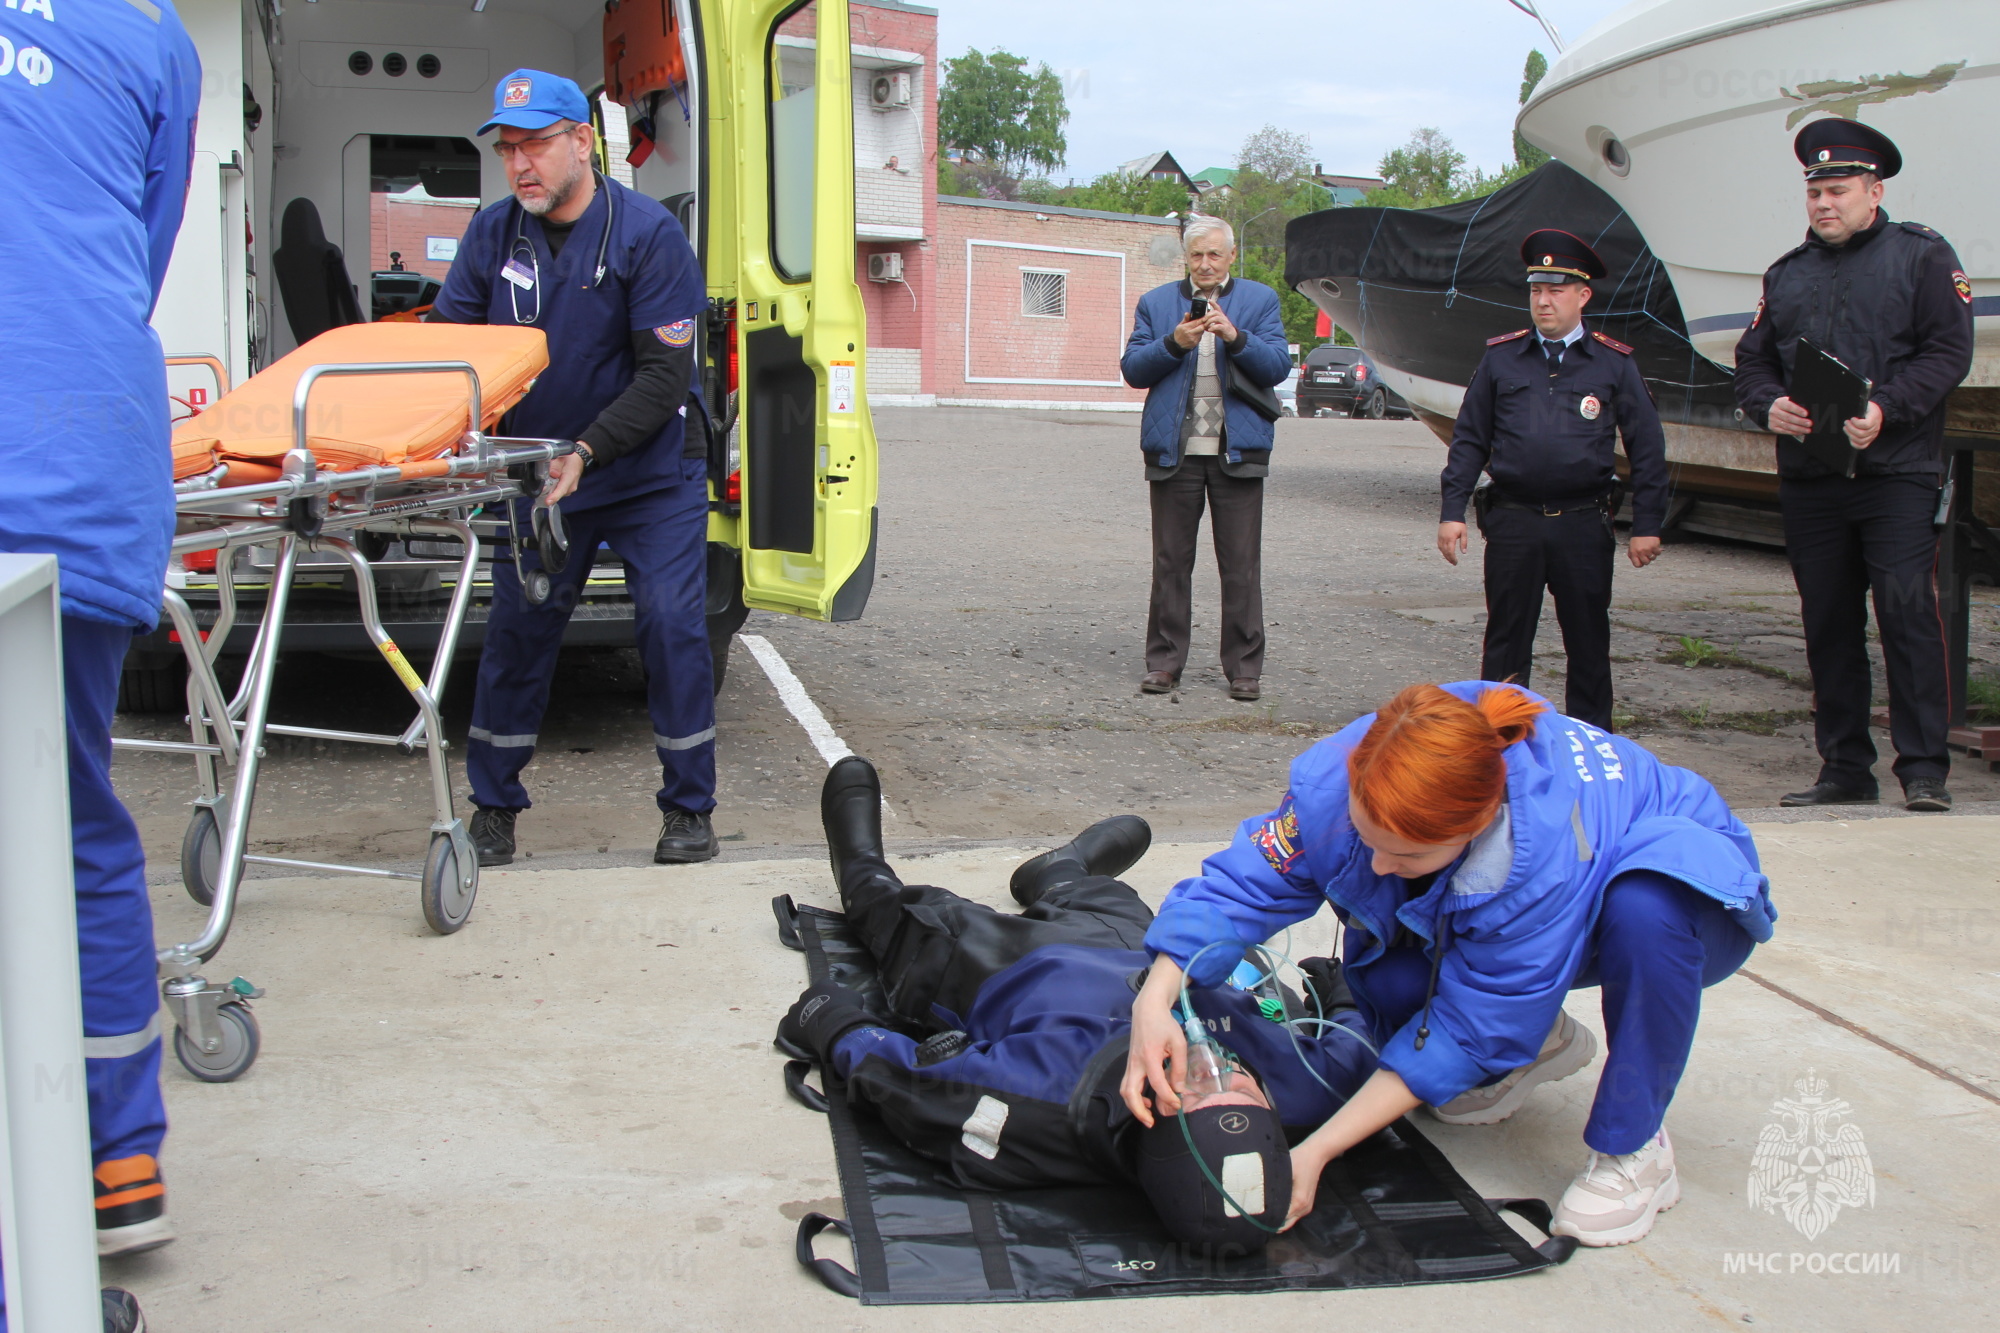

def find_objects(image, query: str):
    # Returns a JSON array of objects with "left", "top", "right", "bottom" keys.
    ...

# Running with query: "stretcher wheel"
[
  {"left": 420, "top": 831, "right": 477, "bottom": 935},
  {"left": 522, "top": 568, "right": 552, "bottom": 606},
  {"left": 181, "top": 807, "right": 222, "bottom": 907},
  {"left": 173, "top": 1002, "right": 260, "bottom": 1083}
]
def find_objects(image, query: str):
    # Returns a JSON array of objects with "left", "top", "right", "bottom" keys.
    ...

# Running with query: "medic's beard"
[{"left": 516, "top": 155, "right": 588, "bottom": 217}]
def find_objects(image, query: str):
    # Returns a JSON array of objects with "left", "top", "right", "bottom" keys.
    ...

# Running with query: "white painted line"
[{"left": 740, "top": 633, "right": 893, "bottom": 819}]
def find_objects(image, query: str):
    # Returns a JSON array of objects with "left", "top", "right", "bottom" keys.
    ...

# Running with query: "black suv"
[{"left": 1296, "top": 345, "right": 1411, "bottom": 420}]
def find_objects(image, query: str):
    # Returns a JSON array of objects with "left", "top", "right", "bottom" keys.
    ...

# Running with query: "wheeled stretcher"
[{"left": 119, "top": 324, "right": 575, "bottom": 1081}]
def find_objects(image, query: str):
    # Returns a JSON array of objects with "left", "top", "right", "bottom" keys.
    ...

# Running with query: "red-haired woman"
[{"left": 1122, "top": 680, "right": 1775, "bottom": 1246}]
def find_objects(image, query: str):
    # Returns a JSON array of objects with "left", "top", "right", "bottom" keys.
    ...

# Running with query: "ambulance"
[{"left": 128, "top": 0, "right": 878, "bottom": 705}]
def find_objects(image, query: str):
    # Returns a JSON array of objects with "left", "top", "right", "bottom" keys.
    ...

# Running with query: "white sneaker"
[
  {"left": 1552, "top": 1129, "right": 1681, "bottom": 1246},
  {"left": 1427, "top": 1010, "right": 1597, "bottom": 1125}
]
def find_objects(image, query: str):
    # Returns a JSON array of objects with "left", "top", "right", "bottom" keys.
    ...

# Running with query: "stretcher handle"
[
  {"left": 165, "top": 353, "right": 231, "bottom": 395},
  {"left": 794, "top": 1214, "right": 862, "bottom": 1299},
  {"left": 1488, "top": 1197, "right": 1578, "bottom": 1264},
  {"left": 291, "top": 359, "right": 484, "bottom": 460},
  {"left": 783, "top": 1059, "right": 829, "bottom": 1114}
]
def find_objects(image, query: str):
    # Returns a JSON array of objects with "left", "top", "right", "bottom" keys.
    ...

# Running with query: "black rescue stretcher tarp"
[
  {"left": 772, "top": 895, "right": 1575, "bottom": 1305},
  {"left": 1283, "top": 161, "right": 1742, "bottom": 434}
]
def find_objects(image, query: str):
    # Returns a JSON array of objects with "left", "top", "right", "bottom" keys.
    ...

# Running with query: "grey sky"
[{"left": 935, "top": 0, "right": 1635, "bottom": 182}]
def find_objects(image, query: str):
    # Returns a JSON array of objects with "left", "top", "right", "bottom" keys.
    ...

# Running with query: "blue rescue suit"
[
  {"left": 0, "top": 0, "right": 199, "bottom": 1211},
  {"left": 431, "top": 181, "right": 716, "bottom": 813},
  {"left": 1145, "top": 682, "right": 1777, "bottom": 1155}
]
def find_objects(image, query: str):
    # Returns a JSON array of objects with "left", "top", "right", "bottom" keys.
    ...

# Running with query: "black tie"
[{"left": 1544, "top": 338, "right": 1565, "bottom": 370}]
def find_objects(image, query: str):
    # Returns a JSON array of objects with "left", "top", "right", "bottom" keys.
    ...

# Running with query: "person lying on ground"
[
  {"left": 1123, "top": 681, "right": 1776, "bottom": 1248},
  {"left": 777, "top": 757, "right": 1376, "bottom": 1254}
]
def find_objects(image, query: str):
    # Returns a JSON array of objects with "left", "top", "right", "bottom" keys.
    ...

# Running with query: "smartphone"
[{"left": 1188, "top": 297, "right": 1209, "bottom": 322}]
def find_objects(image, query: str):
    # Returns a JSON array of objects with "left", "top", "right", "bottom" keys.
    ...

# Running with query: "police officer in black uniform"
[
  {"left": 1734, "top": 119, "right": 1975, "bottom": 812},
  {"left": 1438, "top": 231, "right": 1669, "bottom": 730}
]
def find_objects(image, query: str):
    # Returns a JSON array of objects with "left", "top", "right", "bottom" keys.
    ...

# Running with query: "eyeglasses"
[{"left": 492, "top": 126, "right": 577, "bottom": 161}]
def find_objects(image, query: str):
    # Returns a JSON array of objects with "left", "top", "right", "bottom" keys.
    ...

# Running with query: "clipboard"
[{"left": 1788, "top": 337, "right": 1872, "bottom": 478}]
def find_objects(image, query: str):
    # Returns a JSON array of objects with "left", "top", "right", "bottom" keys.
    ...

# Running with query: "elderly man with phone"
[{"left": 1121, "top": 218, "right": 1292, "bottom": 702}]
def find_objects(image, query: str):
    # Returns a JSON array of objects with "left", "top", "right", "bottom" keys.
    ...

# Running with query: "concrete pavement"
[{"left": 107, "top": 818, "right": 1999, "bottom": 1330}]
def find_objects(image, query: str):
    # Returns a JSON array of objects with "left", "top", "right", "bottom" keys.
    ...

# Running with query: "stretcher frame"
[{"left": 116, "top": 359, "right": 574, "bottom": 1081}]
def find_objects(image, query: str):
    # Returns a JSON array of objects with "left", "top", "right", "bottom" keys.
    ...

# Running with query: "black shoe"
[
  {"left": 822, "top": 756, "right": 885, "bottom": 884},
  {"left": 654, "top": 808, "right": 719, "bottom": 864},
  {"left": 94, "top": 1155, "right": 172, "bottom": 1257},
  {"left": 1778, "top": 781, "right": 1879, "bottom": 808},
  {"left": 102, "top": 1288, "right": 146, "bottom": 1333},
  {"left": 1904, "top": 779, "right": 1953, "bottom": 812},
  {"left": 1009, "top": 814, "right": 1152, "bottom": 907},
  {"left": 469, "top": 806, "right": 517, "bottom": 867}
]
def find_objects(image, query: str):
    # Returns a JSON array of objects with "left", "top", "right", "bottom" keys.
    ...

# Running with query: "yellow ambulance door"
[{"left": 723, "top": 0, "right": 878, "bottom": 621}]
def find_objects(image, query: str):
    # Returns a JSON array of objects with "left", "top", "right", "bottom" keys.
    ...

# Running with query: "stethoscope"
[{"left": 507, "top": 170, "right": 616, "bottom": 324}]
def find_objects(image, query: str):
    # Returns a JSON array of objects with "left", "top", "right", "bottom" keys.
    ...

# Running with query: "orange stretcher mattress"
[{"left": 170, "top": 324, "right": 548, "bottom": 479}]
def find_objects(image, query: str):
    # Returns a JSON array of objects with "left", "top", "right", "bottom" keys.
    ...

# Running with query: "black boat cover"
[
  {"left": 772, "top": 894, "right": 1575, "bottom": 1305},
  {"left": 1284, "top": 162, "right": 1740, "bottom": 430}
]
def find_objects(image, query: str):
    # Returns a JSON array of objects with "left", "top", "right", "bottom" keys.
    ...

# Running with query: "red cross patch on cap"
[{"left": 504, "top": 77, "right": 532, "bottom": 108}]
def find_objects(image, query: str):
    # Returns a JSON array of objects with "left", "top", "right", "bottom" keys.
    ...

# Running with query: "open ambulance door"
[{"left": 716, "top": 0, "right": 877, "bottom": 622}]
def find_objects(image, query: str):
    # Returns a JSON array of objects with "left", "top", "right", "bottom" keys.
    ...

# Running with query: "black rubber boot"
[
  {"left": 822, "top": 755, "right": 885, "bottom": 886},
  {"left": 1009, "top": 814, "right": 1152, "bottom": 907}
]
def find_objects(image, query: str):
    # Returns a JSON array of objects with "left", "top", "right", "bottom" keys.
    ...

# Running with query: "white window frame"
[
  {"left": 1019, "top": 267, "right": 1068, "bottom": 320},
  {"left": 963, "top": 240, "right": 1126, "bottom": 386}
]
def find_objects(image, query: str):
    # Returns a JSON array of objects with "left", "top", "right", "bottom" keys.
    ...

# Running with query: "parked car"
[
  {"left": 1295, "top": 344, "right": 1412, "bottom": 420},
  {"left": 1276, "top": 366, "right": 1300, "bottom": 417}
]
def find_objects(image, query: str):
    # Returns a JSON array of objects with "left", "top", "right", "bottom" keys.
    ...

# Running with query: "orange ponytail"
[{"left": 1346, "top": 684, "right": 1547, "bottom": 845}]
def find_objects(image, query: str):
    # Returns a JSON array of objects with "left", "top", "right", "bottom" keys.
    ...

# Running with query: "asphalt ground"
[{"left": 113, "top": 406, "right": 2000, "bottom": 890}]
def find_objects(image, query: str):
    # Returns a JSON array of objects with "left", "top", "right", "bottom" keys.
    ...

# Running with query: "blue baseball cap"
[{"left": 479, "top": 69, "right": 592, "bottom": 135}]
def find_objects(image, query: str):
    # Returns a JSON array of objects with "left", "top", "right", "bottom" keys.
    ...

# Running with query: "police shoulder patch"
[
  {"left": 1486, "top": 328, "right": 1533, "bottom": 346},
  {"left": 655, "top": 319, "right": 696, "bottom": 347},
  {"left": 1590, "top": 330, "right": 1634, "bottom": 355},
  {"left": 1951, "top": 270, "right": 1973, "bottom": 305}
]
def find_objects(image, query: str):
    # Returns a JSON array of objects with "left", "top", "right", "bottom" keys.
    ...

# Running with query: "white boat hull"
[{"left": 1518, "top": 0, "right": 1999, "bottom": 380}]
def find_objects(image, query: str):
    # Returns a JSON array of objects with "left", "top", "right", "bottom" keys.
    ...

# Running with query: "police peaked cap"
[
  {"left": 1521, "top": 229, "right": 1605, "bottom": 285},
  {"left": 1794, "top": 117, "right": 1902, "bottom": 180}
]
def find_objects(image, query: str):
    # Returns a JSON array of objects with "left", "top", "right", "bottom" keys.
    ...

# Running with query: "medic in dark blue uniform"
[
  {"left": 429, "top": 71, "right": 720, "bottom": 865},
  {"left": 1438, "top": 231, "right": 1670, "bottom": 731},
  {"left": 0, "top": 0, "right": 200, "bottom": 1287}
]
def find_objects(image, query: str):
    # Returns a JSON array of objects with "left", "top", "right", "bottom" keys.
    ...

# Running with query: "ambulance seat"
[{"left": 274, "top": 197, "right": 363, "bottom": 345}]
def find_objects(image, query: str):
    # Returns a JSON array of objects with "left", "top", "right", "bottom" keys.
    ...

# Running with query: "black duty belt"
[{"left": 1484, "top": 479, "right": 1623, "bottom": 519}]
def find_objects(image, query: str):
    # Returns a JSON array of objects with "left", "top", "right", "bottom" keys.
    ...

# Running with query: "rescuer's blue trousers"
[
  {"left": 466, "top": 474, "right": 716, "bottom": 815},
  {"left": 66, "top": 616, "right": 171, "bottom": 1165},
  {"left": 1367, "top": 870, "right": 1754, "bottom": 1155}
]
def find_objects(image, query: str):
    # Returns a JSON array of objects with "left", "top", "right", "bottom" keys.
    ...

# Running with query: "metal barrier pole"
[{"left": 0, "top": 554, "right": 100, "bottom": 1331}]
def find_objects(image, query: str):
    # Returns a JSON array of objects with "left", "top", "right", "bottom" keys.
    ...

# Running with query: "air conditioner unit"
[
  {"left": 867, "top": 252, "right": 904, "bottom": 282},
  {"left": 870, "top": 72, "right": 912, "bottom": 109}
]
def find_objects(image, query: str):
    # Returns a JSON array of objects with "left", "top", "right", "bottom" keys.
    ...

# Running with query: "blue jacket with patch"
[
  {"left": 1120, "top": 277, "right": 1291, "bottom": 469},
  {"left": 1144, "top": 681, "right": 1776, "bottom": 1109},
  {"left": 830, "top": 944, "right": 1375, "bottom": 1192},
  {"left": 0, "top": 0, "right": 201, "bottom": 628}
]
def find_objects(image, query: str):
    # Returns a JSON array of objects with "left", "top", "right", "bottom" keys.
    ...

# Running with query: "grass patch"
[
  {"left": 1623, "top": 706, "right": 1812, "bottom": 736},
  {"left": 1969, "top": 672, "right": 2000, "bottom": 724},
  {"left": 1651, "top": 633, "right": 1808, "bottom": 687},
  {"left": 1665, "top": 635, "right": 1723, "bottom": 667}
]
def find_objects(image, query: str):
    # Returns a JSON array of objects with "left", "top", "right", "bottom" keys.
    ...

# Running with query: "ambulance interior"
[{"left": 157, "top": 0, "right": 712, "bottom": 393}]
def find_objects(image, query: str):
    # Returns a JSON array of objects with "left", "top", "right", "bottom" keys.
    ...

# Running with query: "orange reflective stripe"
[
  {"left": 94, "top": 1154, "right": 162, "bottom": 1191},
  {"left": 95, "top": 1183, "right": 166, "bottom": 1209}
]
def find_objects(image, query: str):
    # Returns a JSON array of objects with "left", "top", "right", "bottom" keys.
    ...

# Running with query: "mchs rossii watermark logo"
[{"left": 1724, "top": 1070, "right": 1896, "bottom": 1276}]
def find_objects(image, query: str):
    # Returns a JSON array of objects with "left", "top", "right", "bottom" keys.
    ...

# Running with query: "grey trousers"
[{"left": 1145, "top": 455, "right": 1266, "bottom": 681}]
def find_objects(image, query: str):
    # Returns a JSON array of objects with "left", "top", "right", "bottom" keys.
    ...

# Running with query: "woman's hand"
[
  {"left": 1282, "top": 1140, "right": 1333, "bottom": 1230},
  {"left": 1121, "top": 959, "right": 1188, "bottom": 1126}
]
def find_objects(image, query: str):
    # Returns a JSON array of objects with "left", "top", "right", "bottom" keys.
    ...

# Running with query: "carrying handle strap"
[
  {"left": 794, "top": 1213, "right": 862, "bottom": 1298},
  {"left": 1488, "top": 1197, "right": 1579, "bottom": 1264},
  {"left": 785, "top": 1059, "right": 830, "bottom": 1114},
  {"left": 772, "top": 894, "right": 805, "bottom": 952}
]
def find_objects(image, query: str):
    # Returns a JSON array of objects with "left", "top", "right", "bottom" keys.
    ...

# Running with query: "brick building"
[
  {"left": 849, "top": 0, "right": 1190, "bottom": 410},
  {"left": 368, "top": 192, "right": 478, "bottom": 283}
]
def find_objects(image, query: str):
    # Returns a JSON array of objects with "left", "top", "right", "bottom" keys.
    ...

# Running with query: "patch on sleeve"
[
  {"left": 961, "top": 1095, "right": 1009, "bottom": 1161},
  {"left": 655, "top": 319, "right": 696, "bottom": 347},
  {"left": 1249, "top": 797, "right": 1303, "bottom": 875},
  {"left": 1749, "top": 297, "right": 1764, "bottom": 329},
  {"left": 1952, "top": 270, "right": 1973, "bottom": 305}
]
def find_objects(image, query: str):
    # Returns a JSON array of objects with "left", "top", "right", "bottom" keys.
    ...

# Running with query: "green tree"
[
  {"left": 1032, "top": 170, "right": 1190, "bottom": 216},
  {"left": 1375, "top": 126, "right": 1466, "bottom": 206},
  {"left": 1514, "top": 49, "right": 1550, "bottom": 170},
  {"left": 937, "top": 49, "right": 1068, "bottom": 198},
  {"left": 1209, "top": 126, "right": 1329, "bottom": 347}
]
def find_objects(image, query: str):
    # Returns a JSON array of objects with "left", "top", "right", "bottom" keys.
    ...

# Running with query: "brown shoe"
[
  {"left": 1140, "top": 671, "right": 1176, "bottom": 694},
  {"left": 1229, "top": 678, "right": 1261, "bottom": 701}
]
